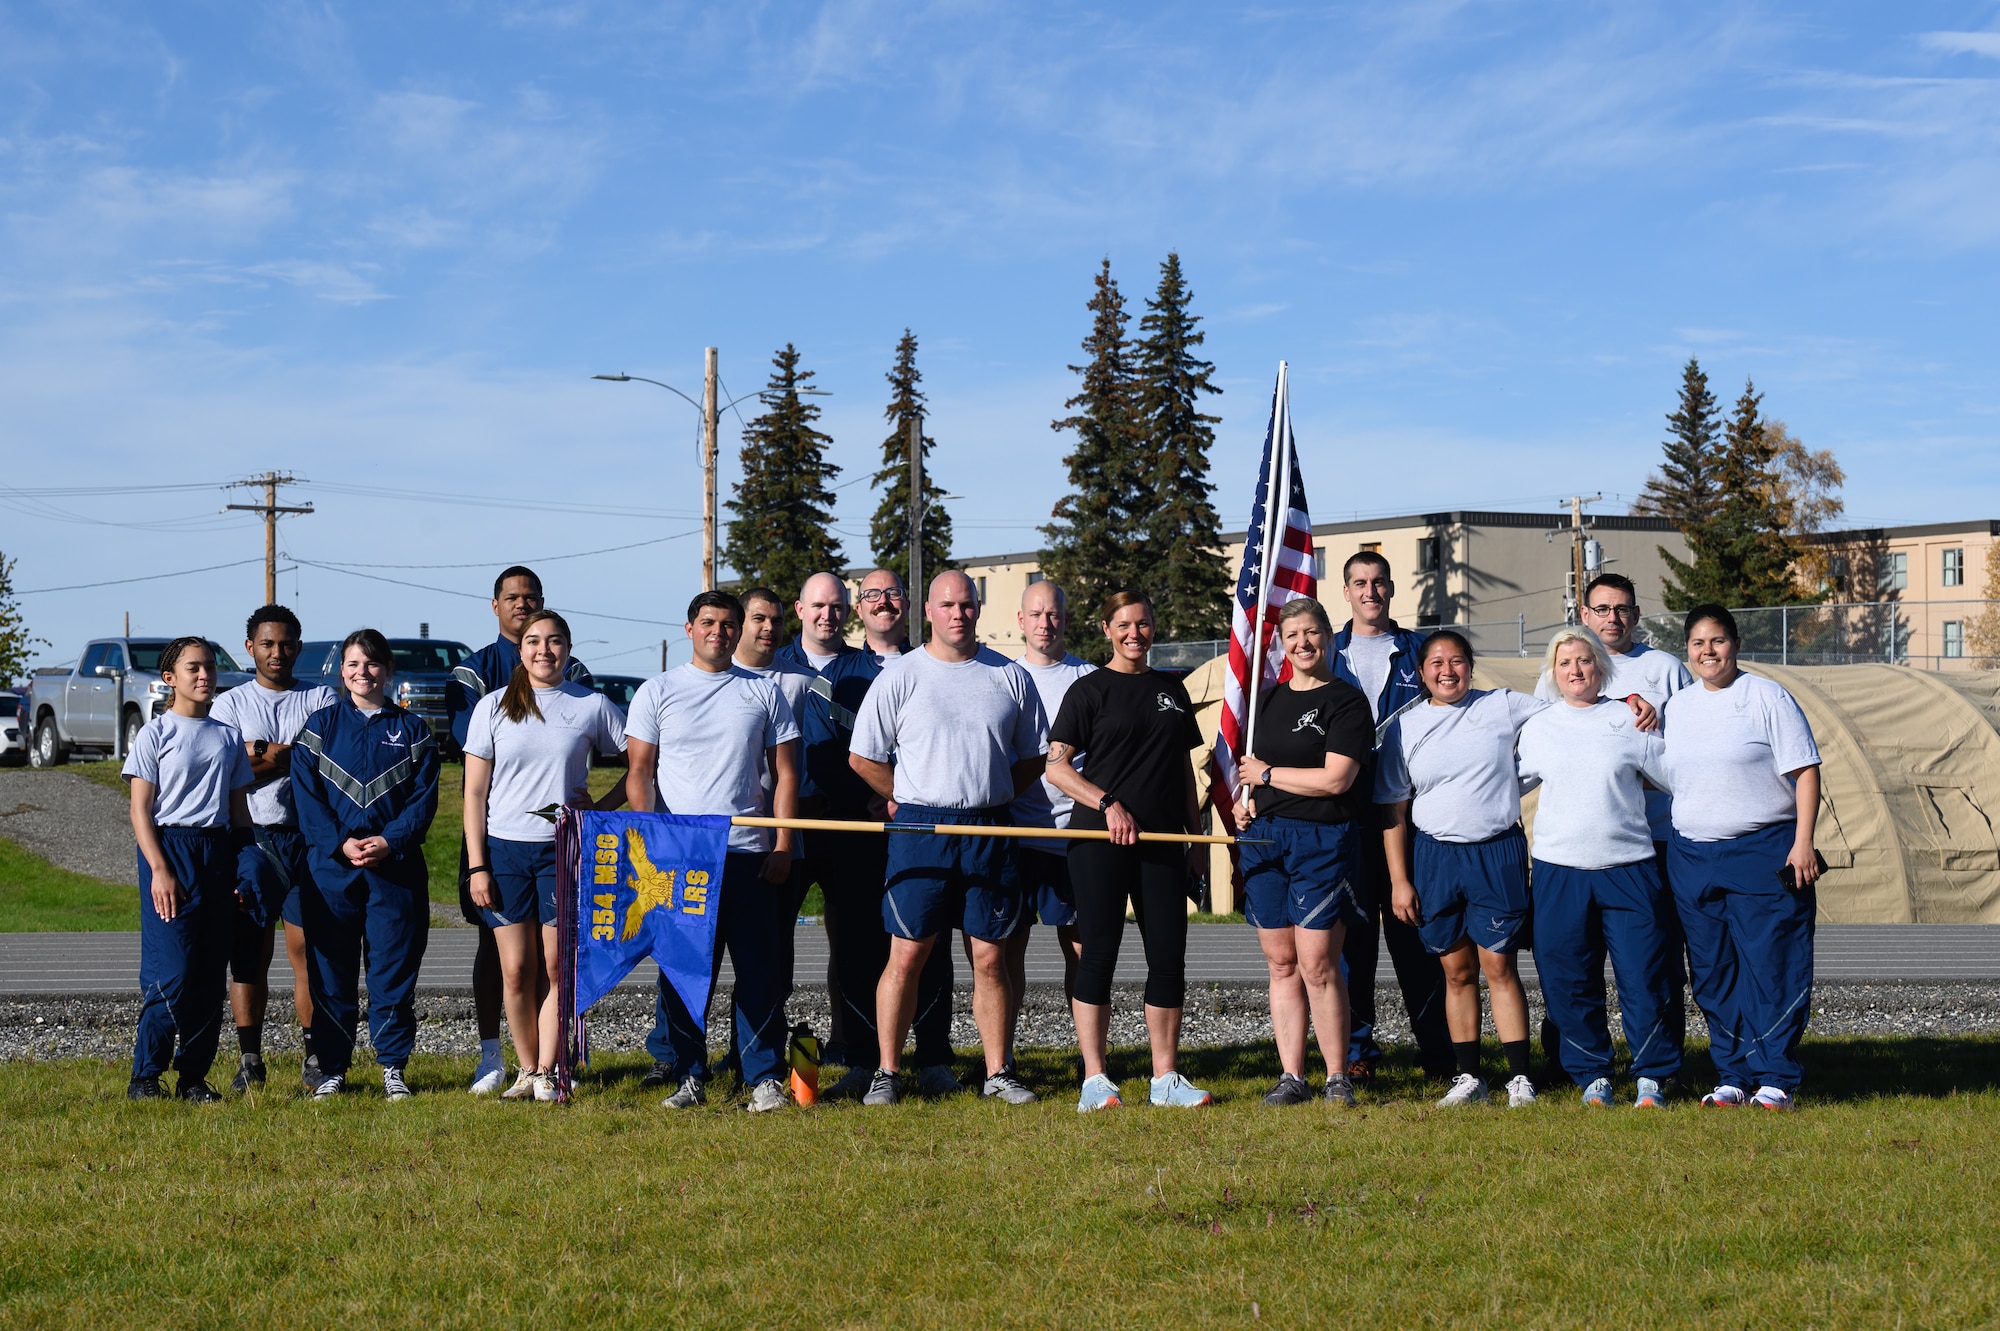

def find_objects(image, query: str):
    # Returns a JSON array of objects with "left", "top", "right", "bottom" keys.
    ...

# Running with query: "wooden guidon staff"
[{"left": 729, "top": 816, "right": 1264, "bottom": 845}]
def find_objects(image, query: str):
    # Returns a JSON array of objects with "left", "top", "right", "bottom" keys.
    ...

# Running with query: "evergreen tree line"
[
  {"left": 724, "top": 253, "right": 1234, "bottom": 662},
  {"left": 1635, "top": 357, "right": 1847, "bottom": 611}
]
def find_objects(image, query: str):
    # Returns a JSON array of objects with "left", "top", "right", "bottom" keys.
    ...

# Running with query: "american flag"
[{"left": 1212, "top": 363, "right": 1316, "bottom": 822}]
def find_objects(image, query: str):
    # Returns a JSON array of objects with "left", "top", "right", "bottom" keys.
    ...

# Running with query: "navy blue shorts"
[
  {"left": 1016, "top": 848, "right": 1077, "bottom": 927},
  {"left": 1412, "top": 825, "right": 1531, "bottom": 955},
  {"left": 882, "top": 804, "right": 1025, "bottom": 943},
  {"left": 1238, "top": 816, "right": 1364, "bottom": 931},
  {"left": 481, "top": 837, "right": 558, "bottom": 929}
]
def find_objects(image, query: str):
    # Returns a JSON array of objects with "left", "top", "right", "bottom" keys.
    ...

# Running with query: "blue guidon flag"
[{"left": 554, "top": 809, "right": 728, "bottom": 1100}]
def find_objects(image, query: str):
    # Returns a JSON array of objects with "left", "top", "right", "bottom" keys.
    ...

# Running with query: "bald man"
[
  {"left": 850, "top": 571, "right": 1048, "bottom": 1106},
  {"left": 804, "top": 568, "right": 958, "bottom": 1099}
]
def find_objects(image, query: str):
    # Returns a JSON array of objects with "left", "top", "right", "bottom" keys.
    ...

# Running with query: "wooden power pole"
[
  {"left": 908, "top": 411, "right": 924, "bottom": 647},
  {"left": 702, "top": 347, "right": 719, "bottom": 592},
  {"left": 1557, "top": 493, "right": 1602, "bottom": 626},
  {"left": 226, "top": 472, "right": 313, "bottom": 604}
]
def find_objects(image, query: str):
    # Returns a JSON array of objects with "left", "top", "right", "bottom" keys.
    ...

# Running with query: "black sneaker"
[
  {"left": 231, "top": 1055, "right": 267, "bottom": 1093},
  {"left": 639, "top": 1060, "right": 676, "bottom": 1090},
  {"left": 178, "top": 1078, "right": 224, "bottom": 1104},
  {"left": 1261, "top": 1073, "right": 1312, "bottom": 1107},
  {"left": 127, "top": 1076, "right": 164, "bottom": 1101},
  {"left": 302, "top": 1060, "right": 329, "bottom": 1095}
]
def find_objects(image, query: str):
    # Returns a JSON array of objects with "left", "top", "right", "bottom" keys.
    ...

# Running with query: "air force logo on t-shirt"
[
  {"left": 1291, "top": 708, "right": 1326, "bottom": 735},
  {"left": 1155, "top": 692, "right": 1185, "bottom": 714}
]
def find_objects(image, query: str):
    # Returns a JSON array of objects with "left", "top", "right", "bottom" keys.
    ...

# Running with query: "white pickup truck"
[{"left": 25, "top": 637, "right": 250, "bottom": 767}]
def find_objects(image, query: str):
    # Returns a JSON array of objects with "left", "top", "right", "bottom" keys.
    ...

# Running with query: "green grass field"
[
  {"left": 0, "top": 837, "right": 138, "bottom": 931},
  {"left": 2, "top": 1037, "right": 1996, "bottom": 1327}
]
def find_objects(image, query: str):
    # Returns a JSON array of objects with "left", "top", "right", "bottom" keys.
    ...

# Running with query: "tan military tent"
[{"left": 1184, "top": 654, "right": 2000, "bottom": 924}]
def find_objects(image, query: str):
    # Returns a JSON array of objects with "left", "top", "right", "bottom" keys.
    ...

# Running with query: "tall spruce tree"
[
  {"left": 869, "top": 330, "right": 954, "bottom": 591},
  {"left": 1636, "top": 357, "right": 1721, "bottom": 523},
  {"left": 1042, "top": 259, "right": 1143, "bottom": 662},
  {"left": 723, "top": 344, "right": 843, "bottom": 599},
  {"left": 0, "top": 551, "right": 49, "bottom": 688},
  {"left": 1133, "top": 252, "right": 1230, "bottom": 643},
  {"left": 1660, "top": 379, "right": 1800, "bottom": 610}
]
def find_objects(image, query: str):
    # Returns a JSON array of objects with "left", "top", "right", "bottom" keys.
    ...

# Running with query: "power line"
[
  {"left": 300, "top": 527, "right": 700, "bottom": 571},
  {"left": 18, "top": 558, "right": 264, "bottom": 595},
  {"left": 302, "top": 481, "right": 699, "bottom": 521},
  {"left": 287, "top": 557, "right": 686, "bottom": 627}
]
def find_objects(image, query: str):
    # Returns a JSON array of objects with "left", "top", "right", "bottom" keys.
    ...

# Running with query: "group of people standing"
[{"left": 120, "top": 552, "right": 1824, "bottom": 1116}]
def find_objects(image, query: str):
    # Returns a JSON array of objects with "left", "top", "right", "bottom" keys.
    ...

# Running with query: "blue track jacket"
[
  {"left": 1329, "top": 620, "right": 1431, "bottom": 740},
  {"left": 802, "top": 640, "right": 905, "bottom": 818},
  {"left": 293, "top": 698, "right": 441, "bottom": 882},
  {"left": 448, "top": 636, "right": 593, "bottom": 749}
]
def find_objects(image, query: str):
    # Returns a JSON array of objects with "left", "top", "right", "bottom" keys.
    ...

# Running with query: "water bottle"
[{"left": 788, "top": 1024, "right": 821, "bottom": 1107}]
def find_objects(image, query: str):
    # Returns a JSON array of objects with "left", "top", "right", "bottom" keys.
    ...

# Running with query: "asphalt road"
[{"left": 0, "top": 922, "right": 1995, "bottom": 995}]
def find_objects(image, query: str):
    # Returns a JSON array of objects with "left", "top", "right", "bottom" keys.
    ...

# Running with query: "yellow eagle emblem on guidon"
[{"left": 621, "top": 828, "right": 677, "bottom": 942}]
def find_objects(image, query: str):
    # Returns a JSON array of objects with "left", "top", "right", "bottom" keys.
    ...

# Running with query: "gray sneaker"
[
  {"left": 862, "top": 1068, "right": 901, "bottom": 1107},
  {"left": 916, "top": 1064, "right": 962, "bottom": 1097},
  {"left": 662, "top": 1073, "right": 707, "bottom": 1109},
  {"left": 1324, "top": 1073, "right": 1356, "bottom": 1107},
  {"left": 746, "top": 1079, "right": 790, "bottom": 1113},
  {"left": 381, "top": 1065, "right": 413, "bottom": 1101},
  {"left": 824, "top": 1065, "right": 876, "bottom": 1100},
  {"left": 981, "top": 1070, "right": 1038, "bottom": 1105},
  {"left": 1262, "top": 1073, "right": 1312, "bottom": 1107}
]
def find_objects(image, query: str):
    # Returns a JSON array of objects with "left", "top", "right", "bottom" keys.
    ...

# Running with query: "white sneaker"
[
  {"left": 746, "top": 1079, "right": 790, "bottom": 1113},
  {"left": 381, "top": 1066, "right": 413, "bottom": 1102},
  {"left": 1751, "top": 1085, "right": 1795, "bottom": 1112},
  {"left": 533, "top": 1072, "right": 559, "bottom": 1103},
  {"left": 1437, "top": 1073, "right": 1489, "bottom": 1107},
  {"left": 981, "top": 1070, "right": 1038, "bottom": 1105},
  {"left": 469, "top": 1050, "right": 506, "bottom": 1095},
  {"left": 311, "top": 1073, "right": 346, "bottom": 1100},
  {"left": 500, "top": 1069, "right": 536, "bottom": 1100},
  {"left": 1702, "top": 1084, "right": 1747, "bottom": 1108},
  {"left": 1505, "top": 1074, "right": 1537, "bottom": 1108}
]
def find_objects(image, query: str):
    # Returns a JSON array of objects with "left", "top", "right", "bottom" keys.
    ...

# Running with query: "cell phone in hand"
[{"left": 1777, "top": 850, "right": 1830, "bottom": 890}]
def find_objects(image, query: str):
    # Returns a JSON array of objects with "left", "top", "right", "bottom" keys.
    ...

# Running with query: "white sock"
[{"left": 479, "top": 1038, "right": 502, "bottom": 1063}]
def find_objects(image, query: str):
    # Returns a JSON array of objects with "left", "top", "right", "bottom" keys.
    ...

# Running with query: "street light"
[{"left": 595, "top": 358, "right": 828, "bottom": 591}]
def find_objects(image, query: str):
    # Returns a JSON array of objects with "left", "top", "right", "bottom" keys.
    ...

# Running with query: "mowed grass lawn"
[{"left": 2, "top": 1038, "right": 1996, "bottom": 1328}]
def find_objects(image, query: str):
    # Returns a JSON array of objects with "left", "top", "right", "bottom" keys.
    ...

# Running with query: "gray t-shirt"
[
  {"left": 1516, "top": 698, "right": 1671, "bottom": 870},
  {"left": 208, "top": 678, "right": 339, "bottom": 826},
  {"left": 463, "top": 683, "right": 627, "bottom": 843},
  {"left": 122, "top": 711, "right": 254, "bottom": 829},
  {"left": 1536, "top": 641, "right": 1693, "bottom": 841},
  {"left": 1341, "top": 632, "right": 1397, "bottom": 721},
  {"left": 802, "top": 647, "right": 839, "bottom": 671},
  {"left": 738, "top": 656, "right": 815, "bottom": 799},
  {"left": 1010, "top": 654, "right": 1096, "bottom": 854},
  {"left": 1664, "top": 672, "right": 1821, "bottom": 842},
  {"left": 851, "top": 645, "right": 1047, "bottom": 809},
  {"left": 1375, "top": 688, "right": 1546, "bottom": 843},
  {"left": 625, "top": 663, "right": 799, "bottom": 854}
]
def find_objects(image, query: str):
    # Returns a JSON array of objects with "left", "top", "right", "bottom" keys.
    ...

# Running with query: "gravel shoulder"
[{"left": 0, "top": 769, "right": 138, "bottom": 885}]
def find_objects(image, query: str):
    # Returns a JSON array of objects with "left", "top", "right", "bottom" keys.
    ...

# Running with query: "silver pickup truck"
[{"left": 26, "top": 637, "right": 250, "bottom": 767}]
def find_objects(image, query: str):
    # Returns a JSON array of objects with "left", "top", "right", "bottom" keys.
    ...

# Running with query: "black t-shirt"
[
  {"left": 1249, "top": 679, "right": 1375, "bottom": 825},
  {"left": 1049, "top": 668, "right": 1204, "bottom": 834}
]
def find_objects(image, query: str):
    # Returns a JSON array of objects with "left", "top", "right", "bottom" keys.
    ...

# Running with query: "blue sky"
[{"left": 7, "top": 1, "right": 2000, "bottom": 670}]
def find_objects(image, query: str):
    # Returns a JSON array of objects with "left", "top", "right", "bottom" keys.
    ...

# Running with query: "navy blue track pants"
[
  {"left": 303, "top": 858, "right": 430, "bottom": 1076},
  {"left": 1532, "top": 857, "right": 1683, "bottom": 1086},
  {"left": 133, "top": 828, "right": 238, "bottom": 1082}
]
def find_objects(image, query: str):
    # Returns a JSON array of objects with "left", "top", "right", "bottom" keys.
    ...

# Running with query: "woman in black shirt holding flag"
[
  {"left": 1233, "top": 597, "right": 1376, "bottom": 1107},
  {"left": 1047, "top": 590, "right": 1211, "bottom": 1113}
]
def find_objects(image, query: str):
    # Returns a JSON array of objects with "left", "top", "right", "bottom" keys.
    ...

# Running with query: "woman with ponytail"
[{"left": 462, "top": 610, "right": 628, "bottom": 1099}]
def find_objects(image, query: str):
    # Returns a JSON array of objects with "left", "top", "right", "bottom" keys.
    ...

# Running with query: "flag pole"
[{"left": 1240, "top": 361, "right": 1290, "bottom": 795}]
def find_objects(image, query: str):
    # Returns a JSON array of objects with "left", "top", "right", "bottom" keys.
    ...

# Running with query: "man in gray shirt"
[{"left": 850, "top": 571, "right": 1047, "bottom": 1106}]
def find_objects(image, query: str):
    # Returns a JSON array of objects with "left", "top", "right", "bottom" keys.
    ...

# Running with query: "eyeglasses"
[
  {"left": 1586, "top": 604, "right": 1640, "bottom": 619},
  {"left": 857, "top": 588, "right": 905, "bottom": 605}
]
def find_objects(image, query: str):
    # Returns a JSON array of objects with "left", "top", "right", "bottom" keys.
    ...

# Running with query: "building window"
[
  {"left": 1943, "top": 548, "right": 1965, "bottom": 588},
  {"left": 1880, "top": 551, "right": 1907, "bottom": 593},
  {"left": 975, "top": 576, "right": 988, "bottom": 603},
  {"left": 1359, "top": 542, "right": 1381, "bottom": 553},
  {"left": 1945, "top": 621, "right": 1965, "bottom": 659},
  {"left": 1312, "top": 545, "right": 1326, "bottom": 580},
  {"left": 1026, "top": 571, "right": 1044, "bottom": 586},
  {"left": 1417, "top": 536, "right": 1441, "bottom": 574}
]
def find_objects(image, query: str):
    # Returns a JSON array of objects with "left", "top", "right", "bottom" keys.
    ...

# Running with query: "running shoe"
[
  {"left": 178, "top": 1078, "right": 223, "bottom": 1104},
  {"left": 916, "top": 1064, "right": 963, "bottom": 1097},
  {"left": 1581, "top": 1077, "right": 1615, "bottom": 1108},
  {"left": 501, "top": 1069, "right": 537, "bottom": 1101},
  {"left": 533, "top": 1072, "right": 559, "bottom": 1103},
  {"left": 638, "top": 1060, "right": 676, "bottom": 1090},
  {"left": 824, "top": 1065, "right": 875, "bottom": 1100},
  {"left": 1701, "top": 1085, "right": 1747, "bottom": 1108},
  {"left": 126, "top": 1076, "right": 164, "bottom": 1101},
  {"left": 746, "top": 1079, "right": 790, "bottom": 1113},
  {"left": 312, "top": 1073, "right": 347, "bottom": 1100},
  {"left": 862, "top": 1068, "right": 900, "bottom": 1107},
  {"left": 981, "top": 1070, "right": 1038, "bottom": 1105},
  {"left": 301, "top": 1061, "right": 328, "bottom": 1095},
  {"left": 1149, "top": 1071, "right": 1214, "bottom": 1108},
  {"left": 382, "top": 1066, "right": 413, "bottom": 1101},
  {"left": 1261, "top": 1073, "right": 1312, "bottom": 1107},
  {"left": 1324, "top": 1074, "right": 1357, "bottom": 1107},
  {"left": 231, "top": 1054, "right": 266, "bottom": 1094},
  {"left": 1345, "top": 1057, "right": 1375, "bottom": 1084},
  {"left": 662, "top": 1073, "right": 707, "bottom": 1110},
  {"left": 469, "top": 1048, "right": 506, "bottom": 1096},
  {"left": 1751, "top": 1086, "right": 1795, "bottom": 1112},
  {"left": 1504, "top": 1075, "right": 1537, "bottom": 1108},
  {"left": 1634, "top": 1077, "right": 1666, "bottom": 1109},
  {"left": 1077, "top": 1074, "right": 1122, "bottom": 1113},
  {"left": 1438, "top": 1074, "right": 1489, "bottom": 1107}
]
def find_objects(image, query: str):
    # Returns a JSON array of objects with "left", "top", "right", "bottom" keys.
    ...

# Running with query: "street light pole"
[
  {"left": 702, "top": 348, "right": 719, "bottom": 592},
  {"left": 908, "top": 411, "right": 924, "bottom": 648}
]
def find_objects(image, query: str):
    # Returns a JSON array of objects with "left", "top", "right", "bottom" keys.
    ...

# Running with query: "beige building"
[{"left": 1811, "top": 520, "right": 2000, "bottom": 669}]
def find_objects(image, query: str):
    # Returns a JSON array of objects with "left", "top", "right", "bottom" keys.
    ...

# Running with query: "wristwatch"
[
  {"left": 253, "top": 740, "right": 269, "bottom": 760},
  {"left": 1260, "top": 766, "right": 1274, "bottom": 786},
  {"left": 1098, "top": 792, "right": 1116, "bottom": 813}
]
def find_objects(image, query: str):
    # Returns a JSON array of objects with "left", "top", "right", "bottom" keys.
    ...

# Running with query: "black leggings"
[{"left": 1069, "top": 841, "right": 1188, "bottom": 1009}]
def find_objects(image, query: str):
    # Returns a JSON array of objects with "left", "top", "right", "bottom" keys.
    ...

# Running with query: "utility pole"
[
  {"left": 1554, "top": 493, "right": 1602, "bottom": 626},
  {"left": 908, "top": 411, "right": 924, "bottom": 647},
  {"left": 226, "top": 472, "right": 313, "bottom": 604},
  {"left": 702, "top": 347, "right": 719, "bottom": 592}
]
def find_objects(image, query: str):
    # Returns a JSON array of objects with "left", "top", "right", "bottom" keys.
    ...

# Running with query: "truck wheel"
[
  {"left": 122, "top": 709, "right": 143, "bottom": 757},
  {"left": 29, "top": 716, "right": 66, "bottom": 768}
]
